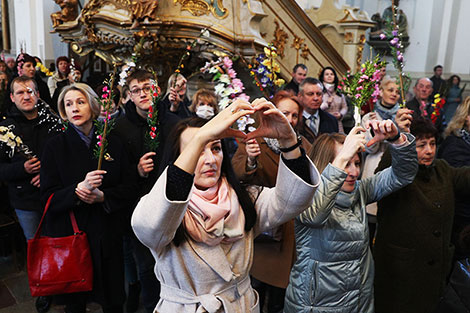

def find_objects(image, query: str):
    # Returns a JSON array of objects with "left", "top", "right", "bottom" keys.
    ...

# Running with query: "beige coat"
[{"left": 131, "top": 158, "right": 320, "bottom": 313}]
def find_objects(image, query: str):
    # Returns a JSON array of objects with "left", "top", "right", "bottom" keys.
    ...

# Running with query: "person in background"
[
  {"left": 132, "top": 98, "right": 320, "bottom": 312},
  {"left": 285, "top": 120, "right": 417, "bottom": 313},
  {"left": 374, "top": 117, "right": 470, "bottom": 313},
  {"left": 319, "top": 66, "right": 348, "bottom": 133},
  {"left": 47, "top": 56, "right": 70, "bottom": 97},
  {"left": 52, "top": 63, "right": 82, "bottom": 112},
  {"left": 361, "top": 76, "right": 404, "bottom": 244},
  {"left": 41, "top": 83, "right": 136, "bottom": 313},
  {"left": 189, "top": 88, "right": 218, "bottom": 120},
  {"left": 284, "top": 64, "right": 308, "bottom": 95},
  {"left": 162, "top": 73, "right": 191, "bottom": 119},
  {"left": 430, "top": 65, "right": 445, "bottom": 97},
  {"left": 231, "top": 90, "right": 311, "bottom": 313},
  {"left": 0, "top": 71, "right": 9, "bottom": 119},
  {"left": 438, "top": 97, "right": 470, "bottom": 261},
  {"left": 297, "top": 77, "right": 338, "bottom": 144},
  {"left": 443, "top": 74, "right": 462, "bottom": 125}
]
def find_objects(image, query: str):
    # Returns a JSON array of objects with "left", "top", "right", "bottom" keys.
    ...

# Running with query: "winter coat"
[
  {"left": 231, "top": 138, "right": 311, "bottom": 288},
  {"left": 131, "top": 157, "right": 320, "bottom": 313},
  {"left": 374, "top": 157, "right": 470, "bottom": 313},
  {"left": 40, "top": 126, "right": 137, "bottom": 306},
  {"left": 284, "top": 134, "right": 417, "bottom": 313},
  {"left": 0, "top": 103, "right": 62, "bottom": 211}
]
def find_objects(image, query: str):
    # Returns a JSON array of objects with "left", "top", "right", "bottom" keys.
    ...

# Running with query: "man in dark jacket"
[
  {"left": 0, "top": 76, "right": 62, "bottom": 313},
  {"left": 297, "top": 77, "right": 338, "bottom": 144},
  {"left": 284, "top": 64, "right": 308, "bottom": 95},
  {"left": 430, "top": 65, "right": 445, "bottom": 96},
  {"left": 114, "top": 69, "right": 179, "bottom": 313},
  {"left": 406, "top": 77, "right": 444, "bottom": 138},
  {"left": 0, "top": 76, "right": 62, "bottom": 239}
]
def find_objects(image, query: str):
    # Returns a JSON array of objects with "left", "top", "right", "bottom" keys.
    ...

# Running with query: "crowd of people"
[{"left": 0, "top": 53, "right": 469, "bottom": 313}]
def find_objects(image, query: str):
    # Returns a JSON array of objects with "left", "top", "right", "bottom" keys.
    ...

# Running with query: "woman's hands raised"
[
  {"left": 332, "top": 126, "right": 366, "bottom": 170},
  {"left": 365, "top": 119, "right": 405, "bottom": 146}
]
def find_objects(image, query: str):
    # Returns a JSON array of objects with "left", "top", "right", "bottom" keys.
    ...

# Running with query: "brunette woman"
[
  {"left": 40, "top": 83, "right": 135, "bottom": 313},
  {"left": 132, "top": 98, "right": 320, "bottom": 312},
  {"left": 319, "top": 66, "right": 348, "bottom": 133}
]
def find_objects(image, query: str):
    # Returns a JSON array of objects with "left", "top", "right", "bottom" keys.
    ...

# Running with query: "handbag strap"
[{"left": 33, "top": 193, "right": 81, "bottom": 239}]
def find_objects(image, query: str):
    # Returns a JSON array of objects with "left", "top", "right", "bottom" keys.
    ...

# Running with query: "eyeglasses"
[{"left": 130, "top": 86, "right": 151, "bottom": 96}]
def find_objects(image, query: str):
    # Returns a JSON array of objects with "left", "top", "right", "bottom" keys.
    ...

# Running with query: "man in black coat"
[
  {"left": 297, "top": 77, "right": 339, "bottom": 144},
  {"left": 406, "top": 77, "right": 444, "bottom": 139},
  {"left": 430, "top": 65, "right": 445, "bottom": 97},
  {"left": 0, "top": 76, "right": 62, "bottom": 240},
  {"left": 284, "top": 64, "right": 308, "bottom": 95},
  {"left": 0, "top": 76, "right": 62, "bottom": 313},
  {"left": 114, "top": 69, "right": 179, "bottom": 313}
]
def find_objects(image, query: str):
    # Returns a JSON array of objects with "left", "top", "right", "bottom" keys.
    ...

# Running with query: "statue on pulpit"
[
  {"left": 130, "top": 0, "right": 158, "bottom": 29},
  {"left": 51, "top": 0, "right": 79, "bottom": 28}
]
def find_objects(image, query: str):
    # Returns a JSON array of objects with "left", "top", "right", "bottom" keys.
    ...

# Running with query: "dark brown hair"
[{"left": 160, "top": 117, "right": 257, "bottom": 245}]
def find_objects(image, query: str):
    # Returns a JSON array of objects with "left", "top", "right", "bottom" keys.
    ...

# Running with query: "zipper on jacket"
[{"left": 309, "top": 260, "right": 319, "bottom": 306}]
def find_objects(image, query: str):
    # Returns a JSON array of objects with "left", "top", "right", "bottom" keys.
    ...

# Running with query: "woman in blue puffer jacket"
[{"left": 284, "top": 120, "right": 418, "bottom": 313}]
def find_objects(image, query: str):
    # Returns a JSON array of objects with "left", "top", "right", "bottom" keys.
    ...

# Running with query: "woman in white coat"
[{"left": 131, "top": 98, "right": 320, "bottom": 313}]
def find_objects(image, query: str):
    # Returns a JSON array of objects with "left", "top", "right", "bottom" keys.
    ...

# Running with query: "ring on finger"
[{"left": 231, "top": 108, "right": 236, "bottom": 114}]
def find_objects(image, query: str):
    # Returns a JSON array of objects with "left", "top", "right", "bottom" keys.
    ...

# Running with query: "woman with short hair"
[
  {"left": 48, "top": 56, "right": 70, "bottom": 97},
  {"left": 41, "top": 83, "right": 135, "bottom": 313},
  {"left": 189, "top": 88, "right": 219, "bottom": 119},
  {"left": 374, "top": 117, "right": 470, "bottom": 313}
]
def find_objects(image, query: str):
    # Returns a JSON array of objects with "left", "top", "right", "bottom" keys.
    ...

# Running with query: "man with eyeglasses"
[
  {"left": 0, "top": 76, "right": 63, "bottom": 313},
  {"left": 113, "top": 69, "right": 178, "bottom": 313}
]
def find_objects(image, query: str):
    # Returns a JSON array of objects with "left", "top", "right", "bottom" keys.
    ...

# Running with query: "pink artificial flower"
[
  {"left": 379, "top": 33, "right": 386, "bottom": 40},
  {"left": 102, "top": 93, "right": 108, "bottom": 99},
  {"left": 97, "top": 141, "right": 102, "bottom": 146},
  {"left": 361, "top": 67, "right": 366, "bottom": 73},
  {"left": 223, "top": 57, "right": 233, "bottom": 69},
  {"left": 356, "top": 86, "right": 364, "bottom": 91},
  {"left": 228, "top": 68, "right": 237, "bottom": 79},
  {"left": 355, "top": 94, "right": 361, "bottom": 99},
  {"left": 360, "top": 75, "right": 369, "bottom": 80},
  {"left": 390, "top": 38, "right": 399, "bottom": 47},
  {"left": 102, "top": 86, "right": 109, "bottom": 93}
]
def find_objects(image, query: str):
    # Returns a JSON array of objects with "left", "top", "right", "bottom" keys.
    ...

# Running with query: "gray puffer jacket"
[{"left": 284, "top": 134, "right": 418, "bottom": 313}]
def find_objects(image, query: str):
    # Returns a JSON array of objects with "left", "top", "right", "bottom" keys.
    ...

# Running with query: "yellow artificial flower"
[{"left": 274, "top": 78, "right": 285, "bottom": 87}]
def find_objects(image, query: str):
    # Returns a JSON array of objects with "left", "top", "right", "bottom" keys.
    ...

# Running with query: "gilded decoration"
[
  {"left": 174, "top": 0, "right": 228, "bottom": 19},
  {"left": 51, "top": 0, "right": 79, "bottom": 28},
  {"left": 344, "top": 32, "right": 353, "bottom": 43},
  {"left": 356, "top": 34, "right": 366, "bottom": 68},
  {"left": 301, "top": 44, "right": 310, "bottom": 61},
  {"left": 272, "top": 20, "right": 288, "bottom": 59}
]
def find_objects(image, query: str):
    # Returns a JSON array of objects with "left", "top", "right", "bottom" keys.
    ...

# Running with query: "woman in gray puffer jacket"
[{"left": 284, "top": 120, "right": 418, "bottom": 313}]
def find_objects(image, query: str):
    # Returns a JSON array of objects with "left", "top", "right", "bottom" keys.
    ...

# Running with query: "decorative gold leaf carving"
[
  {"left": 271, "top": 20, "right": 288, "bottom": 59},
  {"left": 174, "top": 0, "right": 228, "bottom": 19}
]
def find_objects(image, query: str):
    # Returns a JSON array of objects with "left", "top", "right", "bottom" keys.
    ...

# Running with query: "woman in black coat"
[
  {"left": 438, "top": 96, "right": 470, "bottom": 260},
  {"left": 40, "top": 83, "right": 135, "bottom": 313}
]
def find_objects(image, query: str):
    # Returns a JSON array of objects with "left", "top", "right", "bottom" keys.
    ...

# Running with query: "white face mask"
[{"left": 196, "top": 105, "right": 215, "bottom": 119}]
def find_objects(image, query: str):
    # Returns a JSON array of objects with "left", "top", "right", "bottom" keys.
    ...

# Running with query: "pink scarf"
[{"left": 183, "top": 177, "right": 245, "bottom": 246}]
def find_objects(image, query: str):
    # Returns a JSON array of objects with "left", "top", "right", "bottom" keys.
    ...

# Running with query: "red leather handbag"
[{"left": 27, "top": 194, "right": 93, "bottom": 297}]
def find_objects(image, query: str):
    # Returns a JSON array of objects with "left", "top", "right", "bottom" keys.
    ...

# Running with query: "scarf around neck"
[
  {"left": 375, "top": 100, "right": 399, "bottom": 121},
  {"left": 183, "top": 176, "right": 245, "bottom": 246}
]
